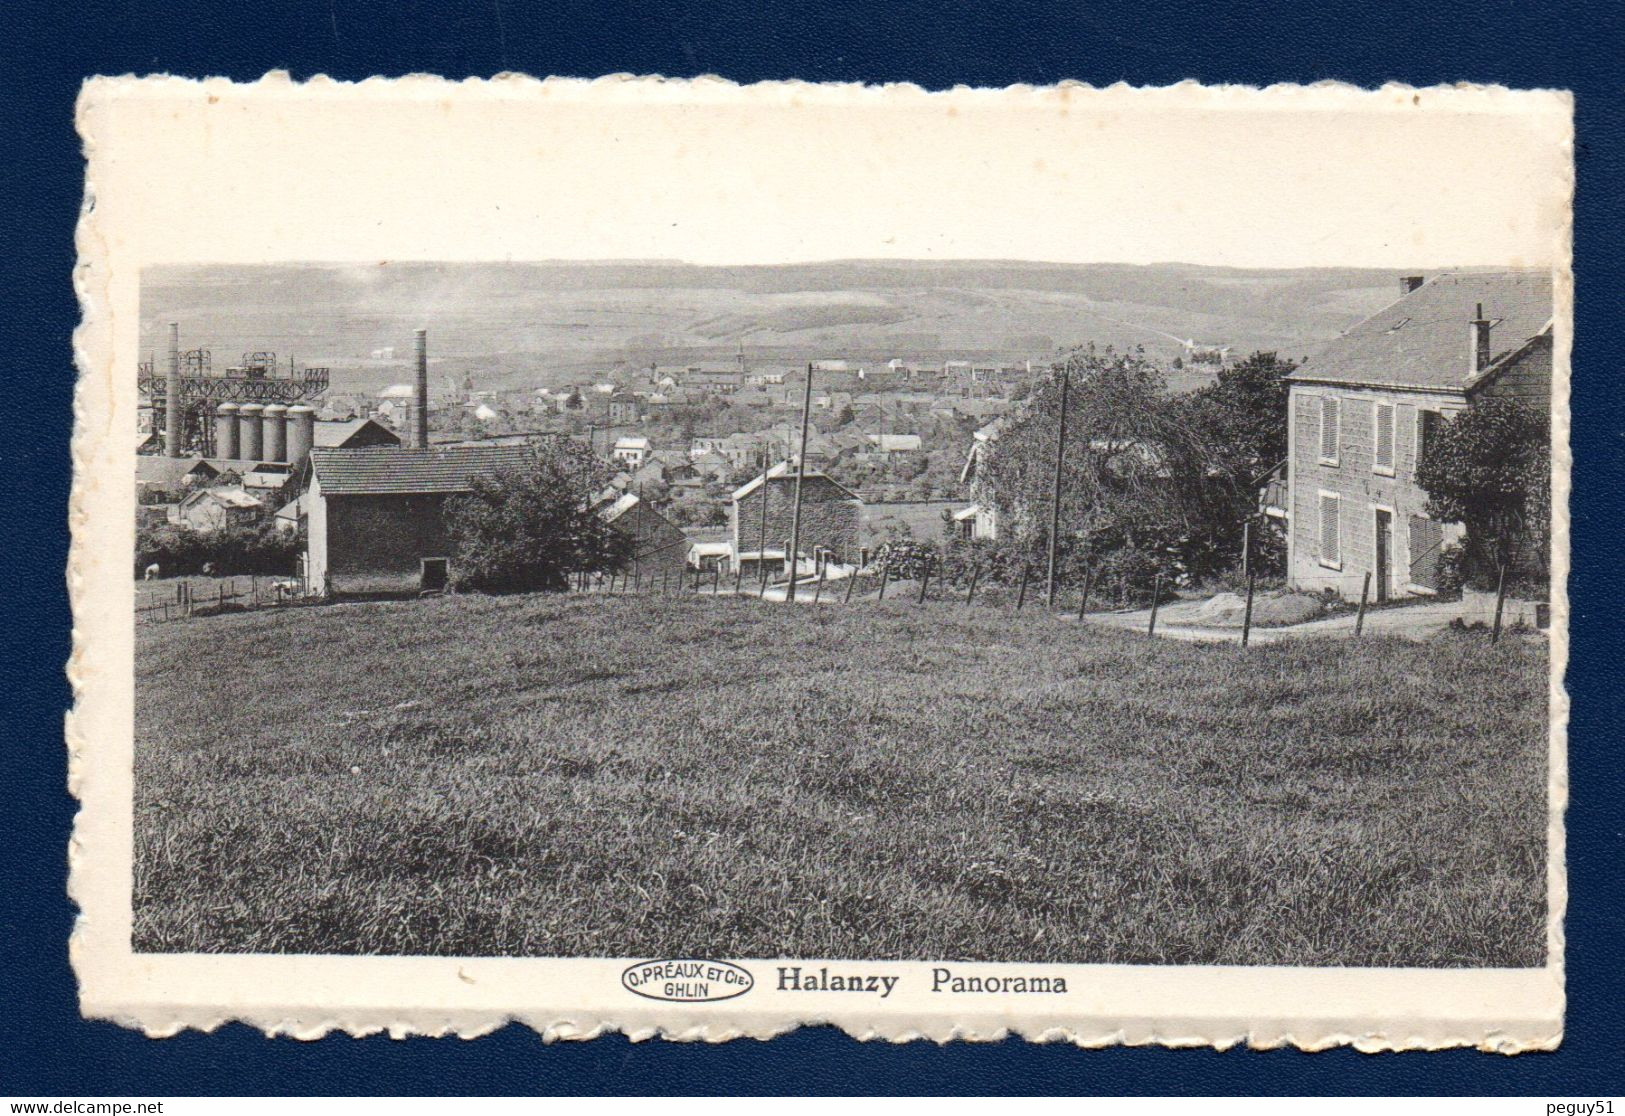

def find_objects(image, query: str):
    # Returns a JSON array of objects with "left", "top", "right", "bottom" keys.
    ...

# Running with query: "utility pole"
[
  {"left": 756, "top": 444, "right": 771, "bottom": 592},
  {"left": 785, "top": 363, "right": 815, "bottom": 603},
  {"left": 1045, "top": 359, "right": 1072, "bottom": 609}
]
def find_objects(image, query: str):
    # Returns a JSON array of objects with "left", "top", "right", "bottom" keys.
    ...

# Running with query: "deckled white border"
[{"left": 70, "top": 73, "right": 1572, "bottom": 1049}]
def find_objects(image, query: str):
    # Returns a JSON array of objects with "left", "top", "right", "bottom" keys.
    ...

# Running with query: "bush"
[
  {"left": 444, "top": 443, "right": 629, "bottom": 594},
  {"left": 135, "top": 519, "right": 303, "bottom": 577},
  {"left": 1093, "top": 546, "right": 1168, "bottom": 606}
]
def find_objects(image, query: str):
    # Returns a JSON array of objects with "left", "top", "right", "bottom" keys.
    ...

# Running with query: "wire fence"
[
  {"left": 136, "top": 554, "right": 1541, "bottom": 648},
  {"left": 135, "top": 574, "right": 308, "bottom": 624}
]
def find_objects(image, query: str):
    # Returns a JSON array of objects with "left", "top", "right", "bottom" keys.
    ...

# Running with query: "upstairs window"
[
  {"left": 1416, "top": 409, "right": 1441, "bottom": 471},
  {"left": 1318, "top": 396, "right": 1341, "bottom": 466},
  {"left": 1373, "top": 401, "right": 1396, "bottom": 476}
]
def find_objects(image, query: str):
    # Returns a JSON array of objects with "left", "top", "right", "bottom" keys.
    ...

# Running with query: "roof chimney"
[
  {"left": 1400, "top": 275, "right": 1424, "bottom": 295},
  {"left": 413, "top": 328, "right": 429, "bottom": 449},
  {"left": 1469, "top": 303, "right": 1493, "bottom": 376}
]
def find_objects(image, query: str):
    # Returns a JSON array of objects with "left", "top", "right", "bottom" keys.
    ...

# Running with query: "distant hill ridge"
[{"left": 140, "top": 260, "right": 1511, "bottom": 394}]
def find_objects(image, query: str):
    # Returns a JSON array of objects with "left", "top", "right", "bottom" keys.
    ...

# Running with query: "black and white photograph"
[{"left": 71, "top": 77, "right": 1570, "bottom": 1046}]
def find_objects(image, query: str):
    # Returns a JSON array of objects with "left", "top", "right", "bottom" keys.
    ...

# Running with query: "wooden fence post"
[
  {"left": 1354, "top": 570, "right": 1371, "bottom": 636},
  {"left": 966, "top": 564, "right": 981, "bottom": 605},
  {"left": 877, "top": 565, "right": 890, "bottom": 600},
  {"left": 843, "top": 568, "right": 856, "bottom": 604},
  {"left": 1077, "top": 568, "right": 1093, "bottom": 620},
  {"left": 1491, "top": 565, "right": 1508, "bottom": 644},
  {"left": 1016, "top": 565, "right": 1029, "bottom": 611},
  {"left": 1241, "top": 569, "right": 1257, "bottom": 648},
  {"left": 712, "top": 565, "right": 721, "bottom": 595},
  {"left": 1147, "top": 574, "right": 1164, "bottom": 638},
  {"left": 814, "top": 566, "right": 826, "bottom": 604},
  {"left": 917, "top": 558, "right": 931, "bottom": 604}
]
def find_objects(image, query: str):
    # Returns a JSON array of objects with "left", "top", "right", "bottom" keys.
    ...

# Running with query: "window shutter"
[
  {"left": 1374, "top": 401, "right": 1395, "bottom": 472},
  {"left": 1319, "top": 493, "right": 1341, "bottom": 565},
  {"left": 1319, "top": 397, "right": 1340, "bottom": 462}
]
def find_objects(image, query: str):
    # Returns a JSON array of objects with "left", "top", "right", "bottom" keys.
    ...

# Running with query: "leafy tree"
[
  {"left": 444, "top": 441, "right": 630, "bottom": 593},
  {"left": 1174, "top": 350, "right": 1296, "bottom": 574},
  {"left": 564, "top": 388, "right": 584, "bottom": 411},
  {"left": 982, "top": 345, "right": 1224, "bottom": 578},
  {"left": 1185, "top": 351, "right": 1295, "bottom": 480},
  {"left": 1415, "top": 398, "right": 1549, "bottom": 589}
]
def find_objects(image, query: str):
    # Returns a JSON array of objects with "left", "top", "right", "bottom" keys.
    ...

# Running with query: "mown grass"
[{"left": 132, "top": 593, "right": 1549, "bottom": 965}]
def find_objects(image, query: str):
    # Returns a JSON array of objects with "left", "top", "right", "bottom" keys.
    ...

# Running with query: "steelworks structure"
[{"left": 140, "top": 322, "right": 330, "bottom": 457}]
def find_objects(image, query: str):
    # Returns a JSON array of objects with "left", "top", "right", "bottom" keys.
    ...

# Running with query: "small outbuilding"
[{"left": 303, "top": 445, "right": 535, "bottom": 596}]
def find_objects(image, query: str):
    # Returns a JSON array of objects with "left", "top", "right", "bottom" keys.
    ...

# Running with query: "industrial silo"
[
  {"left": 238, "top": 402, "right": 264, "bottom": 460},
  {"left": 214, "top": 402, "right": 240, "bottom": 460},
  {"left": 285, "top": 404, "right": 316, "bottom": 465},
  {"left": 262, "top": 403, "right": 288, "bottom": 462}
]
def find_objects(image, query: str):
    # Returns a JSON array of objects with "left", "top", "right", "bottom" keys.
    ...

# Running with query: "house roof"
[
  {"left": 599, "top": 492, "right": 641, "bottom": 523},
  {"left": 135, "top": 456, "right": 216, "bottom": 488},
  {"left": 867, "top": 434, "right": 922, "bottom": 452},
  {"left": 614, "top": 435, "right": 652, "bottom": 450},
  {"left": 181, "top": 484, "right": 261, "bottom": 510},
  {"left": 1287, "top": 271, "right": 1553, "bottom": 391},
  {"left": 313, "top": 418, "right": 401, "bottom": 448},
  {"left": 730, "top": 460, "right": 862, "bottom": 503},
  {"left": 309, "top": 445, "right": 535, "bottom": 496}
]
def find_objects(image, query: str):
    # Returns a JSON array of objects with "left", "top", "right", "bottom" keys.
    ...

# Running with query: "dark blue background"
[{"left": 6, "top": 0, "right": 1621, "bottom": 1096}]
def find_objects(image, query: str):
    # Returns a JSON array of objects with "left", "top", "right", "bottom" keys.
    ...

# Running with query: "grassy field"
[{"left": 132, "top": 593, "right": 1550, "bottom": 966}]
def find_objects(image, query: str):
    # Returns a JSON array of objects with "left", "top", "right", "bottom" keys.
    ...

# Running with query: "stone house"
[
  {"left": 1285, "top": 272, "right": 1552, "bottom": 601},
  {"left": 600, "top": 493, "right": 689, "bottom": 583},
  {"left": 729, "top": 461, "right": 863, "bottom": 576}
]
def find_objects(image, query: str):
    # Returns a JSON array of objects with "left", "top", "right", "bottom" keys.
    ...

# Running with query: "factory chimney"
[
  {"left": 165, "top": 322, "right": 183, "bottom": 457},
  {"left": 413, "top": 328, "right": 429, "bottom": 450}
]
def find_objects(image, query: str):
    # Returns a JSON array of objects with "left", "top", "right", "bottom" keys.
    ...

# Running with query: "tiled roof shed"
[
  {"left": 1288, "top": 271, "right": 1553, "bottom": 392},
  {"left": 308, "top": 446, "right": 537, "bottom": 496}
]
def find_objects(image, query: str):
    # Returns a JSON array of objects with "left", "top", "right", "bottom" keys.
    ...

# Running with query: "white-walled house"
[{"left": 1284, "top": 272, "right": 1552, "bottom": 601}]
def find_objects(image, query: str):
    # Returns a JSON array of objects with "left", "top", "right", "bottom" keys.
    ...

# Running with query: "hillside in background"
[{"left": 140, "top": 260, "right": 1435, "bottom": 395}]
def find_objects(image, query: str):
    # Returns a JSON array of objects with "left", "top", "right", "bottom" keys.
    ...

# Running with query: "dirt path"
[{"left": 1081, "top": 598, "right": 1474, "bottom": 643}]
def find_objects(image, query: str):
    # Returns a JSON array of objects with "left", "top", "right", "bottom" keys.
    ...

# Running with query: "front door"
[
  {"left": 1374, "top": 510, "right": 1392, "bottom": 604},
  {"left": 420, "top": 557, "right": 449, "bottom": 594}
]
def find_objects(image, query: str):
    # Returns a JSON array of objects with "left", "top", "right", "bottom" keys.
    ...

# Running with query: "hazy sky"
[{"left": 85, "top": 78, "right": 1570, "bottom": 271}]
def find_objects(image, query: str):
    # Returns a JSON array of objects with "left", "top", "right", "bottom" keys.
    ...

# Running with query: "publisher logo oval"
[{"left": 621, "top": 959, "right": 755, "bottom": 1002}]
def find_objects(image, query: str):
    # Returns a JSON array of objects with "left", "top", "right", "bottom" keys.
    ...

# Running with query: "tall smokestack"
[
  {"left": 413, "top": 328, "right": 429, "bottom": 450},
  {"left": 165, "top": 322, "right": 183, "bottom": 457}
]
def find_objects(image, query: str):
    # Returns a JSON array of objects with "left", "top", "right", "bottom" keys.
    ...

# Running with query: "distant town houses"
[
  {"left": 612, "top": 435, "right": 653, "bottom": 468},
  {"left": 1284, "top": 272, "right": 1552, "bottom": 602}
]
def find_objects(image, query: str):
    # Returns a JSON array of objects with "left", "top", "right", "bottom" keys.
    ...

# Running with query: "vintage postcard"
[{"left": 70, "top": 75, "right": 1571, "bottom": 1049}]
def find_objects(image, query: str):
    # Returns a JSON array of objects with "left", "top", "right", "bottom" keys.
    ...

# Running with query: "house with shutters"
[{"left": 1284, "top": 272, "right": 1552, "bottom": 601}]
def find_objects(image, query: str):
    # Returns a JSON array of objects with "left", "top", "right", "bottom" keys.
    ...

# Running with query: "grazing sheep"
[{"left": 143, "top": 563, "right": 160, "bottom": 580}]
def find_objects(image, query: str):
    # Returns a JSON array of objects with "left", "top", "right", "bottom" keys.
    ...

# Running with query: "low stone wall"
[{"left": 1458, "top": 587, "right": 1548, "bottom": 629}]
